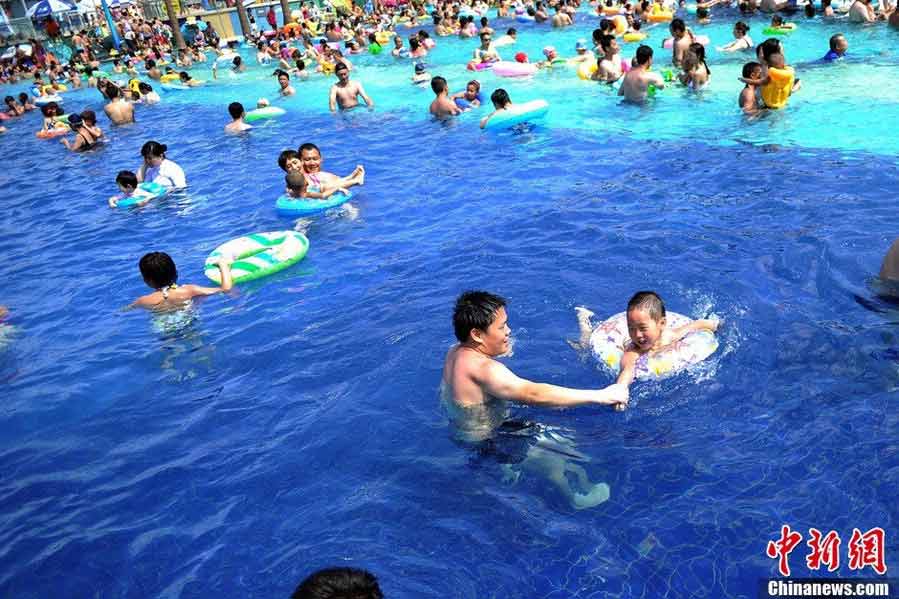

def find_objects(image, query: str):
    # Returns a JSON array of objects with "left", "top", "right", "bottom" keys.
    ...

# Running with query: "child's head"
[
  {"left": 138, "top": 82, "right": 153, "bottom": 94},
  {"left": 430, "top": 75, "right": 447, "bottom": 94},
  {"left": 40, "top": 101, "right": 60, "bottom": 117},
  {"left": 139, "top": 251, "right": 178, "bottom": 289},
  {"left": 829, "top": 33, "right": 847, "bottom": 53},
  {"left": 466, "top": 79, "right": 480, "bottom": 97},
  {"left": 626, "top": 291, "right": 667, "bottom": 351},
  {"left": 116, "top": 169, "right": 139, "bottom": 193},
  {"left": 734, "top": 21, "right": 749, "bottom": 37},
  {"left": 228, "top": 101, "right": 245, "bottom": 119},
  {"left": 299, "top": 142, "right": 322, "bottom": 172},
  {"left": 18, "top": 92, "right": 28, "bottom": 103},
  {"left": 771, "top": 14, "right": 784, "bottom": 26},
  {"left": 742, "top": 60, "right": 762, "bottom": 80},
  {"left": 178, "top": 71, "right": 191, "bottom": 82},
  {"left": 490, "top": 88, "right": 511, "bottom": 109},
  {"left": 285, "top": 170, "right": 307, "bottom": 197},
  {"left": 278, "top": 149, "right": 301, "bottom": 172}
]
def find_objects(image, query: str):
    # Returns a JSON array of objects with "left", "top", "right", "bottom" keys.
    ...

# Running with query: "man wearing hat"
[{"left": 569, "top": 39, "right": 594, "bottom": 64}]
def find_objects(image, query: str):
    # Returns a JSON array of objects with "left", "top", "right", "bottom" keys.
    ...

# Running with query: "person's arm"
[
  {"left": 187, "top": 258, "right": 234, "bottom": 295},
  {"left": 357, "top": 82, "right": 373, "bottom": 107},
  {"left": 478, "top": 359, "right": 628, "bottom": 408},
  {"left": 616, "top": 349, "right": 639, "bottom": 387},
  {"left": 479, "top": 109, "right": 496, "bottom": 128},
  {"left": 649, "top": 71, "right": 666, "bottom": 89},
  {"left": 62, "top": 134, "right": 83, "bottom": 151},
  {"left": 329, "top": 85, "right": 338, "bottom": 111},
  {"left": 670, "top": 318, "right": 719, "bottom": 342}
]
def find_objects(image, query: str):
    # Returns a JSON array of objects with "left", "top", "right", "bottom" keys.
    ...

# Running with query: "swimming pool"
[{"left": 0, "top": 7, "right": 897, "bottom": 597}]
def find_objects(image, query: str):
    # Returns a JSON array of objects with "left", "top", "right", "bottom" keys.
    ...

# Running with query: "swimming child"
[
  {"left": 278, "top": 149, "right": 302, "bottom": 173},
  {"left": 739, "top": 61, "right": 762, "bottom": 114},
  {"left": 479, "top": 88, "right": 512, "bottom": 129},
  {"left": 678, "top": 42, "right": 711, "bottom": 89},
  {"left": 39, "top": 102, "right": 67, "bottom": 133},
  {"left": 285, "top": 170, "right": 348, "bottom": 200},
  {"left": 412, "top": 62, "right": 431, "bottom": 85},
  {"left": 450, "top": 79, "right": 483, "bottom": 109},
  {"left": 132, "top": 251, "right": 233, "bottom": 309},
  {"left": 742, "top": 52, "right": 795, "bottom": 109},
  {"left": 574, "top": 291, "right": 719, "bottom": 393},
  {"left": 225, "top": 101, "right": 252, "bottom": 133},
  {"left": 109, "top": 170, "right": 162, "bottom": 208}
]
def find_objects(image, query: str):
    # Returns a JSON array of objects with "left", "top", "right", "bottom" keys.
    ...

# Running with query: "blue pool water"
[{"left": 1, "top": 8, "right": 898, "bottom": 597}]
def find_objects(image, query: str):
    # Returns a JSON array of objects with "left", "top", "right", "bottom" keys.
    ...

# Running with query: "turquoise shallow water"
[{"left": 0, "top": 7, "right": 897, "bottom": 598}]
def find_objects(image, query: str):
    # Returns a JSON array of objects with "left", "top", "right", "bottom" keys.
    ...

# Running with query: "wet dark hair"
[
  {"left": 141, "top": 140, "right": 168, "bottom": 159},
  {"left": 228, "top": 101, "right": 244, "bottom": 119},
  {"left": 635, "top": 44, "right": 653, "bottom": 65},
  {"left": 689, "top": 42, "right": 709, "bottom": 74},
  {"left": 490, "top": 88, "right": 510, "bottom": 108},
  {"left": 18, "top": 92, "right": 29, "bottom": 103},
  {"left": 291, "top": 568, "right": 383, "bottom": 599},
  {"left": 734, "top": 21, "right": 749, "bottom": 35},
  {"left": 627, "top": 291, "right": 666, "bottom": 321},
  {"left": 599, "top": 18, "right": 613, "bottom": 32},
  {"left": 334, "top": 61, "right": 348, "bottom": 72},
  {"left": 107, "top": 83, "right": 120, "bottom": 99},
  {"left": 285, "top": 170, "right": 306, "bottom": 193},
  {"left": 116, "top": 170, "right": 138, "bottom": 188},
  {"left": 80, "top": 109, "right": 97, "bottom": 125},
  {"left": 829, "top": 33, "right": 844, "bottom": 51},
  {"left": 40, "top": 101, "right": 60, "bottom": 116},
  {"left": 600, "top": 34, "right": 615, "bottom": 52},
  {"left": 507, "top": 27, "right": 516, "bottom": 35},
  {"left": 298, "top": 142, "right": 320, "bottom": 156},
  {"left": 430, "top": 75, "right": 447, "bottom": 94},
  {"left": 742, "top": 60, "right": 761, "bottom": 77},
  {"left": 467, "top": 79, "right": 481, "bottom": 90},
  {"left": 453, "top": 291, "right": 507, "bottom": 342},
  {"left": 139, "top": 251, "right": 178, "bottom": 289},
  {"left": 3, "top": 95, "right": 13, "bottom": 104},
  {"left": 670, "top": 18, "right": 686, "bottom": 33},
  {"left": 696, "top": 6, "right": 709, "bottom": 18},
  {"left": 278, "top": 149, "right": 299, "bottom": 171},
  {"left": 804, "top": 2, "right": 815, "bottom": 16},
  {"left": 759, "top": 38, "right": 783, "bottom": 62},
  {"left": 138, "top": 82, "right": 153, "bottom": 93}
]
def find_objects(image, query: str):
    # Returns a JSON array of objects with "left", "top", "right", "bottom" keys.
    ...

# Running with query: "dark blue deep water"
[{"left": 1, "top": 10, "right": 898, "bottom": 597}]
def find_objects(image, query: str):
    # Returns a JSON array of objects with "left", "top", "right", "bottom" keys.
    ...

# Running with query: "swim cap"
[
  {"left": 514, "top": 51, "right": 528, "bottom": 63},
  {"left": 575, "top": 39, "right": 587, "bottom": 50},
  {"left": 414, "top": 62, "right": 426, "bottom": 73},
  {"left": 542, "top": 45, "right": 556, "bottom": 57}
]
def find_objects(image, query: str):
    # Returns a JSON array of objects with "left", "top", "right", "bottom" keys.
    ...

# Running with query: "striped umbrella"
[{"left": 26, "top": 0, "right": 77, "bottom": 18}]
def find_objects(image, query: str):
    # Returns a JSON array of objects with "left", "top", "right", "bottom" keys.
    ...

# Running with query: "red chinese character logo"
[
  {"left": 806, "top": 528, "right": 841, "bottom": 572},
  {"left": 848, "top": 527, "right": 887, "bottom": 575},
  {"left": 767, "top": 525, "right": 803, "bottom": 577}
]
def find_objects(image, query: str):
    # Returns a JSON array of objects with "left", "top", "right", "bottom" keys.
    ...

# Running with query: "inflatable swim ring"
[
  {"left": 35, "top": 127, "right": 70, "bottom": 139},
  {"left": 276, "top": 192, "right": 352, "bottom": 216},
  {"left": 623, "top": 31, "right": 647, "bottom": 42},
  {"left": 602, "top": 5, "right": 623, "bottom": 14},
  {"left": 484, "top": 99, "right": 549, "bottom": 130},
  {"left": 516, "top": 14, "right": 535, "bottom": 21},
  {"left": 612, "top": 15, "right": 628, "bottom": 34},
  {"left": 761, "top": 65, "right": 794, "bottom": 109},
  {"left": 160, "top": 73, "right": 180, "bottom": 83},
  {"left": 245, "top": 106, "right": 286, "bottom": 122},
  {"left": 763, "top": 24, "right": 797, "bottom": 35},
  {"left": 83, "top": 71, "right": 110, "bottom": 80},
  {"left": 493, "top": 61, "right": 537, "bottom": 77},
  {"left": 161, "top": 83, "right": 190, "bottom": 91},
  {"left": 116, "top": 181, "right": 167, "bottom": 208},
  {"left": 590, "top": 311, "right": 718, "bottom": 379},
  {"left": 375, "top": 31, "right": 392, "bottom": 45},
  {"left": 663, "top": 35, "right": 709, "bottom": 48},
  {"left": 34, "top": 95, "right": 64, "bottom": 107},
  {"left": 467, "top": 61, "right": 494, "bottom": 71},
  {"left": 577, "top": 60, "right": 598, "bottom": 80},
  {"left": 204, "top": 231, "right": 310, "bottom": 284},
  {"left": 647, "top": 9, "right": 673, "bottom": 21}
]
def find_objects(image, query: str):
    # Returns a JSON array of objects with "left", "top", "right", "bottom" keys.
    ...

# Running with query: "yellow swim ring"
[
  {"left": 612, "top": 14, "right": 628, "bottom": 34},
  {"left": 647, "top": 9, "right": 673, "bottom": 22},
  {"left": 160, "top": 73, "right": 180, "bottom": 83},
  {"left": 761, "top": 66, "right": 794, "bottom": 109},
  {"left": 623, "top": 31, "right": 646, "bottom": 42},
  {"left": 44, "top": 83, "right": 68, "bottom": 92},
  {"left": 375, "top": 31, "right": 391, "bottom": 45},
  {"left": 577, "top": 60, "right": 598, "bottom": 80}
]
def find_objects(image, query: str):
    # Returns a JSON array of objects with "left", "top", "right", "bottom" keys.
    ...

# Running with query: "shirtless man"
[
  {"left": 429, "top": 76, "right": 461, "bottom": 118},
  {"left": 104, "top": 85, "right": 135, "bottom": 125},
  {"left": 592, "top": 35, "right": 623, "bottom": 82},
  {"left": 224, "top": 101, "right": 252, "bottom": 133},
  {"left": 668, "top": 19, "right": 694, "bottom": 67},
  {"left": 848, "top": 0, "right": 877, "bottom": 21},
  {"left": 552, "top": 5, "right": 573, "bottom": 26},
  {"left": 277, "top": 70, "right": 296, "bottom": 96},
  {"left": 618, "top": 45, "right": 666, "bottom": 103},
  {"left": 328, "top": 62, "right": 374, "bottom": 111},
  {"left": 442, "top": 291, "right": 627, "bottom": 422}
]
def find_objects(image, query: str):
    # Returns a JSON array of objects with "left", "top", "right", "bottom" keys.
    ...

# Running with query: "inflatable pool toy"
[
  {"left": 375, "top": 31, "right": 392, "bottom": 45},
  {"left": 761, "top": 66, "right": 794, "bottom": 109},
  {"left": 590, "top": 311, "right": 718, "bottom": 380},
  {"left": 204, "top": 231, "right": 310, "bottom": 284},
  {"left": 663, "top": 35, "right": 709, "bottom": 48},
  {"left": 493, "top": 61, "right": 537, "bottom": 77},
  {"left": 34, "top": 94, "right": 64, "bottom": 107},
  {"left": 116, "top": 181, "right": 167, "bottom": 208},
  {"left": 276, "top": 191, "right": 352, "bottom": 216},
  {"left": 245, "top": 106, "right": 286, "bottom": 122},
  {"left": 484, "top": 99, "right": 549, "bottom": 130},
  {"left": 35, "top": 127, "right": 70, "bottom": 139},
  {"left": 577, "top": 60, "right": 597, "bottom": 80},
  {"left": 160, "top": 73, "right": 180, "bottom": 83},
  {"left": 623, "top": 31, "right": 647, "bottom": 42},
  {"left": 647, "top": 9, "right": 674, "bottom": 22},
  {"left": 467, "top": 61, "right": 495, "bottom": 71},
  {"left": 612, "top": 15, "right": 627, "bottom": 34},
  {"left": 602, "top": 5, "right": 623, "bottom": 14},
  {"left": 763, "top": 24, "right": 797, "bottom": 35},
  {"left": 161, "top": 83, "right": 190, "bottom": 91},
  {"left": 516, "top": 14, "right": 535, "bottom": 22},
  {"left": 83, "top": 70, "right": 110, "bottom": 80},
  {"left": 32, "top": 83, "right": 68, "bottom": 96}
]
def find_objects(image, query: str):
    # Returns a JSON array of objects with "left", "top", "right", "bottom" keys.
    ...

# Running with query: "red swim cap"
[{"left": 514, "top": 51, "right": 528, "bottom": 63}]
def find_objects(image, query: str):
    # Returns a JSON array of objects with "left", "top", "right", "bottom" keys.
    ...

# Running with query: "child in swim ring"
[
  {"left": 573, "top": 291, "right": 719, "bottom": 391},
  {"left": 285, "top": 169, "right": 349, "bottom": 200},
  {"left": 479, "top": 88, "right": 512, "bottom": 129},
  {"left": 109, "top": 170, "right": 162, "bottom": 208},
  {"left": 132, "top": 251, "right": 233, "bottom": 309}
]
